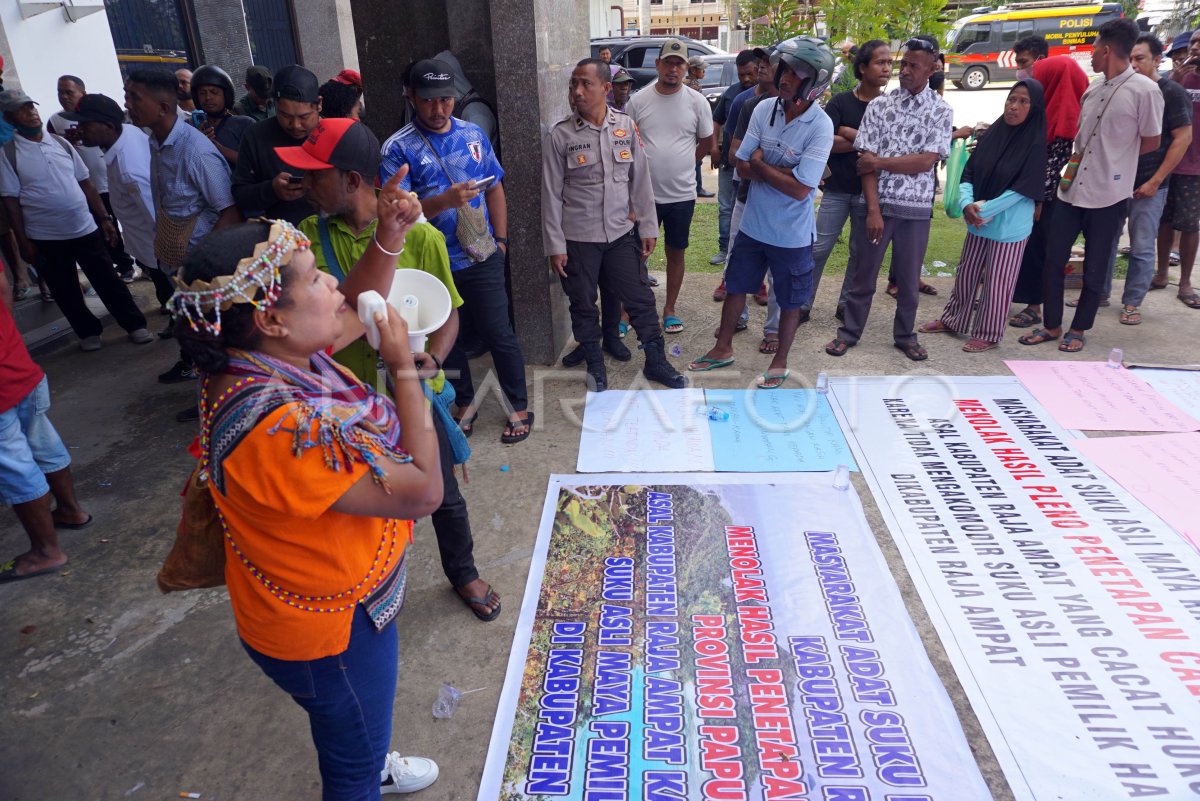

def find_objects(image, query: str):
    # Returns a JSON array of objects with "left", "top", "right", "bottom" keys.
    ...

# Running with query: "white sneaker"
[
  {"left": 380, "top": 753, "right": 439, "bottom": 794},
  {"left": 128, "top": 328, "right": 154, "bottom": 345},
  {"left": 80, "top": 336, "right": 102, "bottom": 352},
  {"left": 709, "top": 252, "right": 727, "bottom": 265}
]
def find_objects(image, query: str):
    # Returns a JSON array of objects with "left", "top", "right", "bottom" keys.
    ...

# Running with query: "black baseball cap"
[
  {"left": 62, "top": 93, "right": 124, "bottom": 127},
  {"left": 273, "top": 65, "right": 319, "bottom": 103},
  {"left": 274, "top": 117, "right": 381, "bottom": 177},
  {"left": 409, "top": 59, "right": 457, "bottom": 99},
  {"left": 246, "top": 65, "right": 273, "bottom": 96}
]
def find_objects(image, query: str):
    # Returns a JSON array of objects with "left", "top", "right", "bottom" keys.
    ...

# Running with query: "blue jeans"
[
  {"left": 243, "top": 606, "right": 398, "bottom": 801},
  {"left": 1120, "top": 185, "right": 1168, "bottom": 307},
  {"left": 808, "top": 192, "right": 860, "bottom": 311},
  {"left": 717, "top": 168, "right": 736, "bottom": 252}
]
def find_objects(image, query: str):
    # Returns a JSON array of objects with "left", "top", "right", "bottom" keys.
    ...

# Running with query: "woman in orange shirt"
[{"left": 173, "top": 171, "right": 444, "bottom": 799}]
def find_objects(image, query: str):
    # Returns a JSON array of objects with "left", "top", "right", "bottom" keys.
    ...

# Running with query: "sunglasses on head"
[{"left": 904, "top": 38, "right": 938, "bottom": 54}]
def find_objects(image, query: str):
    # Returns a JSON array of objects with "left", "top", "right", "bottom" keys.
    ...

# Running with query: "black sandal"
[
  {"left": 453, "top": 410, "right": 478, "bottom": 439},
  {"left": 500, "top": 412, "right": 533, "bottom": 444},
  {"left": 457, "top": 584, "right": 502, "bottom": 622}
]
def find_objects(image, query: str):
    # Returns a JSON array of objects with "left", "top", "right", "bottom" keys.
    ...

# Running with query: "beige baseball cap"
[{"left": 658, "top": 39, "right": 688, "bottom": 63}]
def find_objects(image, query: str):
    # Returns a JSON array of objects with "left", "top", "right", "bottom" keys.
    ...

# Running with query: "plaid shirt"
[{"left": 149, "top": 118, "right": 234, "bottom": 249}]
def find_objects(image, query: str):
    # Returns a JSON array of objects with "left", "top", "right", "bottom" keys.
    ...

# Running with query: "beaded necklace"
[{"left": 200, "top": 375, "right": 402, "bottom": 614}]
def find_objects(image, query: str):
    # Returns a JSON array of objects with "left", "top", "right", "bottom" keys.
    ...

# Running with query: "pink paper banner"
[
  {"left": 1072, "top": 432, "right": 1200, "bottom": 550},
  {"left": 1005, "top": 360, "right": 1200, "bottom": 431}
]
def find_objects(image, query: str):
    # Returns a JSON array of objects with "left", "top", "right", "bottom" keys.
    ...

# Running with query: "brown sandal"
[
  {"left": 894, "top": 341, "right": 928, "bottom": 361},
  {"left": 825, "top": 338, "right": 852, "bottom": 357},
  {"left": 963, "top": 338, "right": 997, "bottom": 353},
  {"left": 918, "top": 320, "right": 953, "bottom": 334}
]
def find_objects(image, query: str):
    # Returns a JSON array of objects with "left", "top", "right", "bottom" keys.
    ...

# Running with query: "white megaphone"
[{"left": 356, "top": 269, "right": 453, "bottom": 354}]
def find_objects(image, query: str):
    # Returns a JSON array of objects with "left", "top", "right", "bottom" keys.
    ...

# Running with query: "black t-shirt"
[
  {"left": 1136, "top": 77, "right": 1193, "bottom": 187},
  {"left": 734, "top": 94, "right": 771, "bottom": 203},
  {"left": 714, "top": 82, "right": 743, "bottom": 167},
  {"left": 823, "top": 90, "right": 870, "bottom": 196}
]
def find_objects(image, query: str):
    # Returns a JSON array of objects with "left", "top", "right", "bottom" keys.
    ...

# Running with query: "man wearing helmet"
[
  {"left": 190, "top": 65, "right": 255, "bottom": 167},
  {"left": 826, "top": 36, "right": 953, "bottom": 362},
  {"left": 689, "top": 37, "right": 835, "bottom": 388}
]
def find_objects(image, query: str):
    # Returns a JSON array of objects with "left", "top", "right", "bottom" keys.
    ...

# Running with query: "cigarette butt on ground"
[{"left": 179, "top": 794, "right": 201, "bottom": 799}]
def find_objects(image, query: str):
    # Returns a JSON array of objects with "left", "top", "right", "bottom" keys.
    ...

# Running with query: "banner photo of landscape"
[
  {"left": 479, "top": 473, "right": 990, "bottom": 801},
  {"left": 1072, "top": 432, "right": 1200, "bottom": 551},
  {"left": 577, "top": 390, "right": 856, "bottom": 473},
  {"left": 1129, "top": 368, "right": 1200, "bottom": 423},
  {"left": 828, "top": 375, "right": 1200, "bottom": 801},
  {"left": 1005, "top": 360, "right": 1200, "bottom": 431}
]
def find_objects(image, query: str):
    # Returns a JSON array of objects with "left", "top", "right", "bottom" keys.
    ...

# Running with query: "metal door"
[{"left": 244, "top": 0, "right": 299, "bottom": 70}]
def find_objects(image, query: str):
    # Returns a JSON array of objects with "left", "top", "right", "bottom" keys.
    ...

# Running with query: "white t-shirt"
[
  {"left": 626, "top": 84, "right": 714, "bottom": 204},
  {"left": 104, "top": 125, "right": 157, "bottom": 268},
  {"left": 0, "top": 134, "right": 96, "bottom": 240},
  {"left": 48, "top": 111, "right": 109, "bottom": 193}
]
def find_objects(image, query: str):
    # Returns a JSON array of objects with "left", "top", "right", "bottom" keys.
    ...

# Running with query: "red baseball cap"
[
  {"left": 274, "top": 117, "right": 380, "bottom": 176},
  {"left": 332, "top": 69, "right": 362, "bottom": 89}
]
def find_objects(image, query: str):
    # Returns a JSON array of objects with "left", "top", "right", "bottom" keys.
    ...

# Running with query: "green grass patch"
[{"left": 654, "top": 200, "right": 1128, "bottom": 279}]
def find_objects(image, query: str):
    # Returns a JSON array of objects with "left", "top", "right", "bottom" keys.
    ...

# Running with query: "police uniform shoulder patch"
[
  {"left": 614, "top": 128, "right": 627, "bottom": 138},
  {"left": 619, "top": 149, "right": 631, "bottom": 160}
]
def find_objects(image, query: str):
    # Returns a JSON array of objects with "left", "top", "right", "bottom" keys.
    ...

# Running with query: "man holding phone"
[
  {"left": 381, "top": 59, "right": 533, "bottom": 444},
  {"left": 232, "top": 65, "right": 322, "bottom": 225},
  {"left": 189, "top": 65, "right": 254, "bottom": 167}
]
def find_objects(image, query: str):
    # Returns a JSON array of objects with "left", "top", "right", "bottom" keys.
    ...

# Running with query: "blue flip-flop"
[{"left": 663, "top": 315, "right": 685, "bottom": 334}]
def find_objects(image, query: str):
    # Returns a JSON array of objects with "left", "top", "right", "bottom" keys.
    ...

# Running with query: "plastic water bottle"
[
  {"left": 432, "top": 683, "right": 462, "bottom": 719},
  {"left": 1107, "top": 347, "right": 1123, "bottom": 369},
  {"left": 697, "top": 405, "right": 730, "bottom": 422},
  {"left": 815, "top": 371, "right": 829, "bottom": 395},
  {"left": 833, "top": 464, "right": 850, "bottom": 491}
]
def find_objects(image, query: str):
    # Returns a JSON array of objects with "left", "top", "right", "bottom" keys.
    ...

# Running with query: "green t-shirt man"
[{"left": 300, "top": 214, "right": 463, "bottom": 388}]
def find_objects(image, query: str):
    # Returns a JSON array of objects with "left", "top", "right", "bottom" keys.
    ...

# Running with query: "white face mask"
[{"left": 1015, "top": 68, "right": 1030, "bottom": 81}]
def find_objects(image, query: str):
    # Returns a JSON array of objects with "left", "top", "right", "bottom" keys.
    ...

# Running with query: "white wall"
[{"left": 0, "top": 3, "right": 124, "bottom": 112}]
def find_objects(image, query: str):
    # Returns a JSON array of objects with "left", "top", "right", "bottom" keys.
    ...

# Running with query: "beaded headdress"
[{"left": 171, "top": 219, "right": 311, "bottom": 336}]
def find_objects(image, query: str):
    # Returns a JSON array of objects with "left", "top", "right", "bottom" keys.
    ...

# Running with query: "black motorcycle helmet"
[{"left": 190, "top": 64, "right": 235, "bottom": 112}]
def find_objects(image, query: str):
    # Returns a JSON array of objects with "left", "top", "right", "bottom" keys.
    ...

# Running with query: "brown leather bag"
[{"left": 156, "top": 464, "right": 226, "bottom": 593}]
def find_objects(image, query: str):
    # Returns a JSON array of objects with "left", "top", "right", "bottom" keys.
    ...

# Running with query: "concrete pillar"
[
  {"left": 353, "top": 0, "right": 587, "bottom": 364},
  {"left": 190, "top": 0, "right": 253, "bottom": 84},
  {"left": 292, "top": 0, "right": 359, "bottom": 81}
]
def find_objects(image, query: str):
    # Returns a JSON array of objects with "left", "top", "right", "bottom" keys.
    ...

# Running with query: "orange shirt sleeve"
[{"left": 220, "top": 402, "right": 367, "bottom": 519}]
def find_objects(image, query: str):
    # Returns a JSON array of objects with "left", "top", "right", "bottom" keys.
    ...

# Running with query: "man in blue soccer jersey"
[{"left": 380, "top": 59, "right": 532, "bottom": 444}]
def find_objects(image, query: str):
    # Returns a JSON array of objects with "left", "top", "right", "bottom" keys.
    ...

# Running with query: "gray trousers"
[
  {"left": 563, "top": 232, "right": 661, "bottom": 343},
  {"left": 837, "top": 213, "right": 930, "bottom": 347}
]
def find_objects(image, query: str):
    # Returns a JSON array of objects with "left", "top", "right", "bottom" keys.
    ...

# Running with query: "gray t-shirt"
[{"left": 626, "top": 85, "right": 714, "bottom": 204}]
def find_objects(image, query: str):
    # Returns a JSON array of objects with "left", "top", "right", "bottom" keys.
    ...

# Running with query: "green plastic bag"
[{"left": 943, "top": 137, "right": 970, "bottom": 219}]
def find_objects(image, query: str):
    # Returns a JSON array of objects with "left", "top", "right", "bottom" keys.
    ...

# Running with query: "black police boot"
[
  {"left": 602, "top": 333, "right": 631, "bottom": 361},
  {"left": 581, "top": 341, "right": 607, "bottom": 392},
  {"left": 642, "top": 337, "right": 686, "bottom": 389},
  {"left": 562, "top": 344, "right": 585, "bottom": 367}
]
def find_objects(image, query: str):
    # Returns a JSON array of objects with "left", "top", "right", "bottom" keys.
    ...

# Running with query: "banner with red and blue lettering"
[
  {"left": 828, "top": 375, "right": 1200, "bottom": 800},
  {"left": 478, "top": 474, "right": 990, "bottom": 801}
]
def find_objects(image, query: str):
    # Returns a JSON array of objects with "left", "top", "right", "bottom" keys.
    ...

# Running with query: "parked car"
[
  {"left": 590, "top": 36, "right": 723, "bottom": 89},
  {"left": 697, "top": 54, "right": 737, "bottom": 108}
]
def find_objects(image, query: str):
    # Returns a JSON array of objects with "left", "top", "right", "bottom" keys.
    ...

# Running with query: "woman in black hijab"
[{"left": 919, "top": 79, "right": 1047, "bottom": 352}]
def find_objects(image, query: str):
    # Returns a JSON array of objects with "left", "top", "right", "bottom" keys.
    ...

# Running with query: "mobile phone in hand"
[
  {"left": 470, "top": 175, "right": 496, "bottom": 191},
  {"left": 287, "top": 174, "right": 305, "bottom": 185}
]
